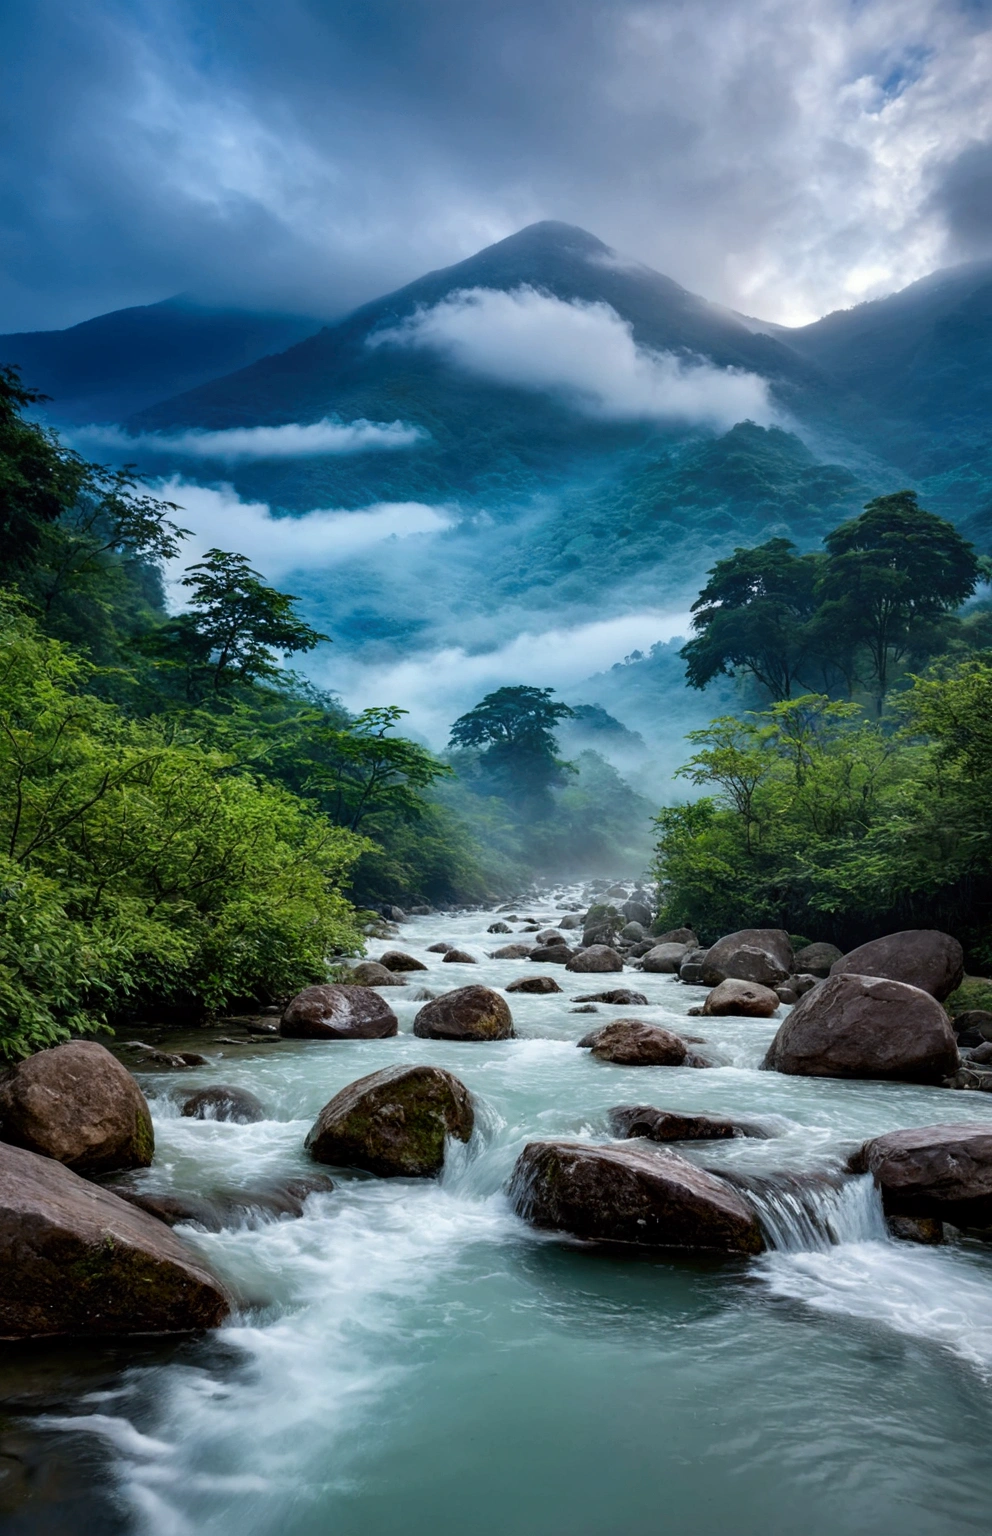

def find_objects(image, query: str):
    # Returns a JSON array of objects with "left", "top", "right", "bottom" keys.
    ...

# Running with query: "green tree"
[
  {"left": 449, "top": 686, "right": 575, "bottom": 815},
  {"left": 680, "top": 538, "right": 823, "bottom": 699},
  {"left": 140, "top": 549, "right": 329, "bottom": 698},
  {"left": 818, "top": 492, "right": 981, "bottom": 711}
]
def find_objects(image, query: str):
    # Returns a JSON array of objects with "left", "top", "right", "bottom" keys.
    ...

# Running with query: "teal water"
[{"left": 7, "top": 896, "right": 992, "bottom": 1534}]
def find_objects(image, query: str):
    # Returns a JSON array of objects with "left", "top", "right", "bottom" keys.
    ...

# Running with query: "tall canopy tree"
[{"left": 449, "top": 686, "right": 575, "bottom": 814}]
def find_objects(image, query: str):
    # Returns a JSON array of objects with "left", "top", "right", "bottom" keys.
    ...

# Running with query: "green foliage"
[
  {"left": 652, "top": 666, "right": 992, "bottom": 961},
  {"left": 945, "top": 978, "right": 992, "bottom": 1019},
  {"left": 0, "top": 599, "right": 365, "bottom": 1056},
  {"left": 682, "top": 493, "right": 982, "bottom": 709},
  {"left": 450, "top": 685, "right": 575, "bottom": 814}
]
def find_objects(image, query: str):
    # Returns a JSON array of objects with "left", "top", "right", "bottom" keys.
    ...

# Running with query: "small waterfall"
[{"left": 734, "top": 1171, "right": 888, "bottom": 1253}]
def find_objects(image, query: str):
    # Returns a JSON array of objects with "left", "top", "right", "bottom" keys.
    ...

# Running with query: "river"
[{"left": 4, "top": 890, "right": 992, "bottom": 1534}]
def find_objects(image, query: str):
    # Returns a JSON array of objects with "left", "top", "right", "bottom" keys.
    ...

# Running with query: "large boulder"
[
  {"left": 641, "top": 942, "right": 690, "bottom": 974},
  {"left": 565, "top": 945, "right": 623, "bottom": 974},
  {"left": 702, "top": 978, "right": 779, "bottom": 1018},
  {"left": 506, "top": 976, "right": 563, "bottom": 994},
  {"left": 0, "top": 1142, "right": 230, "bottom": 1336},
  {"left": 280, "top": 984, "right": 398, "bottom": 1040},
  {"left": 620, "top": 922, "right": 646, "bottom": 942},
  {"left": 763, "top": 973, "right": 959, "bottom": 1082},
  {"left": 180, "top": 1086, "right": 267, "bottom": 1124},
  {"left": 305, "top": 1064, "right": 474, "bottom": 1177},
  {"left": 348, "top": 961, "right": 406, "bottom": 987},
  {"left": 490, "top": 943, "right": 535, "bottom": 959},
  {"left": 577, "top": 1020, "right": 697, "bottom": 1066},
  {"left": 655, "top": 928, "right": 698, "bottom": 947},
  {"left": 559, "top": 914, "right": 583, "bottom": 930},
  {"left": 413, "top": 985, "right": 514, "bottom": 1041},
  {"left": 679, "top": 948, "right": 710, "bottom": 984},
  {"left": 608, "top": 1105, "right": 768, "bottom": 1141},
  {"left": 830, "top": 930, "right": 964, "bottom": 1001},
  {"left": 850, "top": 1123, "right": 992, "bottom": 1226},
  {"left": 509, "top": 1140, "right": 764, "bottom": 1253},
  {"left": 379, "top": 950, "right": 428, "bottom": 972},
  {"left": 0, "top": 1042, "right": 154, "bottom": 1175},
  {"left": 793, "top": 942, "right": 843, "bottom": 977},
  {"left": 701, "top": 929, "right": 793, "bottom": 988},
  {"left": 621, "top": 900, "right": 652, "bottom": 926},
  {"left": 529, "top": 943, "right": 574, "bottom": 964}
]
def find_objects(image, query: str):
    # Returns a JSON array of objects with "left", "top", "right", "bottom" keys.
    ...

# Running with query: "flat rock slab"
[
  {"left": 830, "top": 929, "right": 964, "bottom": 1001},
  {"left": 609, "top": 1106, "right": 769, "bottom": 1141},
  {"left": 509, "top": 1139, "right": 764, "bottom": 1253},
  {"left": 0, "top": 1041, "right": 154, "bottom": 1175},
  {"left": 281, "top": 984, "right": 398, "bottom": 1040},
  {"left": 574, "top": 990, "right": 648, "bottom": 1005},
  {"left": 414, "top": 985, "right": 514, "bottom": 1041},
  {"left": 850, "top": 1123, "right": 992, "bottom": 1224},
  {"left": 0, "top": 1142, "right": 231, "bottom": 1337},
  {"left": 306, "top": 1064, "right": 473, "bottom": 1177},
  {"left": 577, "top": 1021, "right": 699, "bottom": 1066},
  {"left": 763, "top": 973, "right": 959, "bottom": 1083}
]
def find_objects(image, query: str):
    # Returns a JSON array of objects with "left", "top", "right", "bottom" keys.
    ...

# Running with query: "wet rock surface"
[
  {"left": 829, "top": 929, "right": 964, "bottom": 1001},
  {"left": 509, "top": 1139, "right": 765, "bottom": 1253},
  {"left": 565, "top": 945, "right": 623, "bottom": 974},
  {"left": 180, "top": 1085, "right": 267, "bottom": 1124},
  {"left": 348, "top": 961, "right": 407, "bottom": 986},
  {"left": 763, "top": 973, "right": 959, "bottom": 1083},
  {"left": 850, "top": 1123, "right": 992, "bottom": 1225},
  {"left": 413, "top": 984, "right": 514, "bottom": 1040},
  {"left": 505, "top": 976, "right": 563, "bottom": 994},
  {"left": 608, "top": 1106, "right": 769, "bottom": 1141},
  {"left": 378, "top": 950, "right": 428, "bottom": 972},
  {"left": 577, "top": 1020, "right": 699, "bottom": 1066},
  {"left": 573, "top": 989, "right": 648, "bottom": 1005},
  {"left": 0, "top": 1042, "right": 154, "bottom": 1175},
  {"left": 640, "top": 943, "right": 690, "bottom": 974},
  {"left": 306, "top": 1064, "right": 474, "bottom": 1177},
  {"left": 700, "top": 929, "right": 794, "bottom": 988},
  {"left": 0, "top": 1142, "right": 231, "bottom": 1336},
  {"left": 702, "top": 978, "right": 780, "bottom": 1018},
  {"left": 280, "top": 984, "right": 399, "bottom": 1040}
]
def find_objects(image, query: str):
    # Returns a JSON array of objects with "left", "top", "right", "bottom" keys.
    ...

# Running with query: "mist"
[{"left": 74, "top": 418, "right": 426, "bottom": 460}]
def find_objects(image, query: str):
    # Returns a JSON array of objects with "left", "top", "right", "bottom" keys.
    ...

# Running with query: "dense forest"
[
  {"left": 653, "top": 499, "right": 992, "bottom": 964},
  {"left": 0, "top": 366, "right": 652, "bottom": 1056}
]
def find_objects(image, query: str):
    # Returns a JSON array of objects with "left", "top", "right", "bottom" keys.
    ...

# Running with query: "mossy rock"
[
  {"left": 305, "top": 1064, "right": 474, "bottom": 1177},
  {"left": 945, "top": 976, "right": 992, "bottom": 1018}
]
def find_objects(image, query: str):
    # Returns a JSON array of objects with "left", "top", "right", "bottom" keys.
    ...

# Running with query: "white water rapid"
[{"left": 7, "top": 891, "right": 992, "bottom": 1536}]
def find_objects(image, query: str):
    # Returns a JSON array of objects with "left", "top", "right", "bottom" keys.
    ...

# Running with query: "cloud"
[
  {"left": 72, "top": 418, "right": 425, "bottom": 460},
  {"left": 372, "top": 286, "right": 772, "bottom": 429},
  {"left": 156, "top": 480, "right": 451, "bottom": 597},
  {"left": 313, "top": 608, "right": 692, "bottom": 748},
  {"left": 2, "top": 2, "right": 992, "bottom": 332}
]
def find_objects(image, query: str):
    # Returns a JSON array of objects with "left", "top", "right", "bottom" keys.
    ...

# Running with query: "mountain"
[{"left": 0, "top": 298, "right": 323, "bottom": 423}]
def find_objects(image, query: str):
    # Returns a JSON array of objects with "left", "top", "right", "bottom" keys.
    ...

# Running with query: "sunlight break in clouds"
[
  {"left": 371, "top": 286, "right": 773, "bottom": 430},
  {"left": 157, "top": 480, "right": 451, "bottom": 599},
  {"left": 318, "top": 609, "right": 692, "bottom": 749},
  {"left": 73, "top": 418, "right": 425, "bottom": 461}
]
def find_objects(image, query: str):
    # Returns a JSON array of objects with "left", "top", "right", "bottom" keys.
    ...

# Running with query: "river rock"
[
  {"left": 574, "top": 989, "right": 648, "bottom": 1005},
  {"left": 529, "top": 943, "right": 574, "bottom": 964},
  {"left": 442, "top": 948, "right": 478, "bottom": 963},
  {"left": 427, "top": 942, "right": 454, "bottom": 953},
  {"left": 280, "top": 984, "right": 399, "bottom": 1040},
  {"left": 535, "top": 929, "right": 564, "bottom": 945},
  {"left": 655, "top": 928, "right": 698, "bottom": 947},
  {"left": 0, "top": 1042, "right": 154, "bottom": 1175},
  {"left": 850, "top": 1123, "right": 992, "bottom": 1225},
  {"left": 701, "top": 929, "right": 793, "bottom": 988},
  {"left": 0, "top": 1142, "right": 230, "bottom": 1336},
  {"left": 559, "top": 914, "right": 582, "bottom": 930},
  {"left": 829, "top": 929, "right": 964, "bottom": 1001},
  {"left": 566, "top": 945, "right": 623, "bottom": 974},
  {"left": 703, "top": 978, "right": 780, "bottom": 1018},
  {"left": 348, "top": 961, "right": 406, "bottom": 987},
  {"left": 621, "top": 901, "right": 653, "bottom": 927},
  {"left": 793, "top": 942, "right": 843, "bottom": 977},
  {"left": 679, "top": 949, "right": 709, "bottom": 984},
  {"left": 953, "top": 1010, "right": 992, "bottom": 1046},
  {"left": 641, "top": 942, "right": 690, "bottom": 974},
  {"left": 487, "top": 922, "right": 512, "bottom": 934},
  {"left": 180, "top": 1085, "right": 267, "bottom": 1124},
  {"left": 305, "top": 1064, "right": 474, "bottom": 1177},
  {"left": 620, "top": 922, "right": 646, "bottom": 942},
  {"left": 490, "top": 943, "right": 535, "bottom": 959},
  {"left": 608, "top": 1105, "right": 768, "bottom": 1141},
  {"left": 378, "top": 950, "right": 428, "bottom": 972},
  {"left": 110, "top": 1173, "right": 337, "bottom": 1230},
  {"left": 413, "top": 985, "right": 514, "bottom": 1041},
  {"left": 886, "top": 1214, "right": 944, "bottom": 1244},
  {"left": 505, "top": 976, "right": 563, "bottom": 994},
  {"left": 577, "top": 1021, "right": 696, "bottom": 1066},
  {"left": 763, "top": 973, "right": 959, "bottom": 1082},
  {"left": 509, "top": 1140, "right": 764, "bottom": 1253}
]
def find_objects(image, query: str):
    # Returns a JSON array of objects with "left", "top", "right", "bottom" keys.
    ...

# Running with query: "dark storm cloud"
[{"left": 2, "top": 0, "right": 991, "bottom": 331}]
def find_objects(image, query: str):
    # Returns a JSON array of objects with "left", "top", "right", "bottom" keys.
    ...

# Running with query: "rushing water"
[{"left": 6, "top": 892, "right": 992, "bottom": 1535}]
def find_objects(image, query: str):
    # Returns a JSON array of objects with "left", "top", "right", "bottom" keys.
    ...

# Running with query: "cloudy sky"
[{"left": 3, "top": 0, "right": 992, "bottom": 333}]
